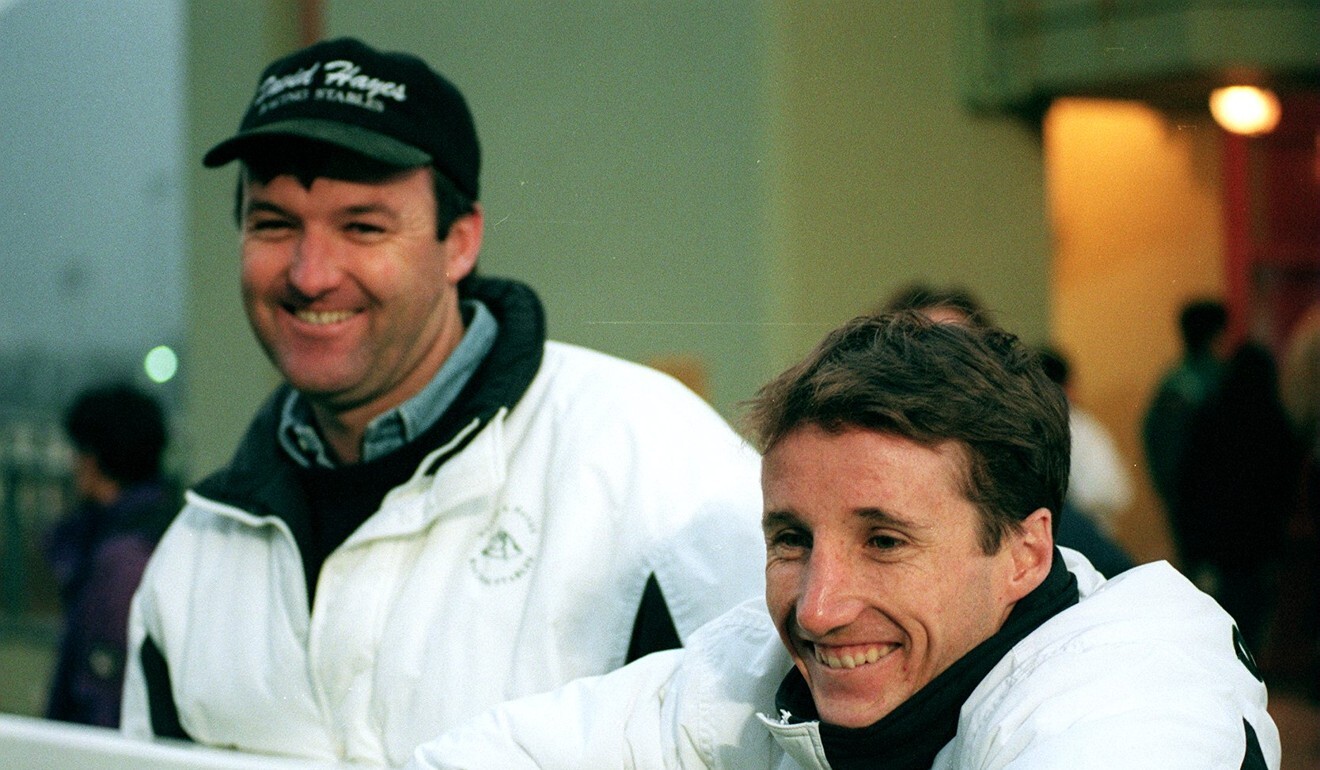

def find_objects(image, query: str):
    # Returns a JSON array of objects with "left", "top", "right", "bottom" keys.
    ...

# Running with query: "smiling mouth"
[
  {"left": 811, "top": 642, "right": 899, "bottom": 670},
  {"left": 292, "top": 308, "right": 358, "bottom": 325}
]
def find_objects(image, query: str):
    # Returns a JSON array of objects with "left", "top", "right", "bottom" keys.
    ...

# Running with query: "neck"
[{"left": 308, "top": 407, "right": 366, "bottom": 464}]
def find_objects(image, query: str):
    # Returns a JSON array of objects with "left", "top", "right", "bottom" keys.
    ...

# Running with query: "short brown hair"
[{"left": 743, "top": 311, "right": 1068, "bottom": 552}]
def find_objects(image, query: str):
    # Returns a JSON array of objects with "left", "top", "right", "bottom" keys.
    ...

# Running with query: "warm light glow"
[{"left": 1209, "top": 86, "right": 1281, "bottom": 136}]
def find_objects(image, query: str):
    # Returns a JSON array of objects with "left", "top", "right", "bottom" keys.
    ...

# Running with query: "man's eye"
[
  {"left": 247, "top": 218, "right": 292, "bottom": 233},
  {"left": 869, "top": 534, "right": 903, "bottom": 550},
  {"left": 345, "top": 222, "right": 386, "bottom": 236},
  {"left": 768, "top": 529, "right": 810, "bottom": 551}
]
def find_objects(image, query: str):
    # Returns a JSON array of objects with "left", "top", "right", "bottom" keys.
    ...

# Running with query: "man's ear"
[
  {"left": 1004, "top": 507, "right": 1054, "bottom": 602},
  {"left": 443, "top": 203, "right": 483, "bottom": 285}
]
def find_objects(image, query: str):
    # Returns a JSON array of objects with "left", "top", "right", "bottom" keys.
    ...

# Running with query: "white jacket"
[
  {"left": 121, "top": 338, "right": 765, "bottom": 767},
  {"left": 413, "top": 550, "right": 1281, "bottom": 769}
]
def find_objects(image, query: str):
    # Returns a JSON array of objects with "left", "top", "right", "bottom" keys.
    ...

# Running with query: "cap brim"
[{"left": 202, "top": 118, "right": 432, "bottom": 168}]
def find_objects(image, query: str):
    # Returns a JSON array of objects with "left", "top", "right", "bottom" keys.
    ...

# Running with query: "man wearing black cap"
[{"left": 120, "top": 38, "right": 763, "bottom": 766}]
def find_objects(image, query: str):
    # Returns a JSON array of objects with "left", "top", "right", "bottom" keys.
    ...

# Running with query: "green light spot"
[{"left": 144, "top": 345, "right": 178, "bottom": 383}]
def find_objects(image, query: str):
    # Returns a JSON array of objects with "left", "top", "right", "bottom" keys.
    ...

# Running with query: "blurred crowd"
[{"left": 1148, "top": 298, "right": 1320, "bottom": 697}]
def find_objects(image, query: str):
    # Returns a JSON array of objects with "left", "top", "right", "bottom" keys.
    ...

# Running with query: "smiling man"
[
  {"left": 413, "top": 312, "right": 1280, "bottom": 769},
  {"left": 118, "top": 38, "right": 765, "bottom": 767},
  {"left": 760, "top": 424, "right": 1054, "bottom": 735}
]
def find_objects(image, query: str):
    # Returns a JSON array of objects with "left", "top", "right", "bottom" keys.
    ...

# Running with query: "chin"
[{"left": 817, "top": 701, "right": 894, "bottom": 729}]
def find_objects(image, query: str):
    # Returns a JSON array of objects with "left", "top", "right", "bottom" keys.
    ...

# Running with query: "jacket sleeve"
[
  {"left": 120, "top": 549, "right": 189, "bottom": 741},
  {"left": 405, "top": 649, "right": 687, "bottom": 770},
  {"left": 409, "top": 600, "right": 787, "bottom": 770},
  {"left": 120, "top": 581, "right": 155, "bottom": 738},
  {"left": 629, "top": 386, "right": 766, "bottom": 642},
  {"left": 77, "top": 537, "right": 155, "bottom": 727}
]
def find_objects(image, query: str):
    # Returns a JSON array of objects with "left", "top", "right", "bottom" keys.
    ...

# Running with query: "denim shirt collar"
[{"left": 278, "top": 299, "right": 500, "bottom": 468}]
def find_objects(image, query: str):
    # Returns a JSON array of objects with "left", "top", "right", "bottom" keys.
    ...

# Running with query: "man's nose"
[
  {"left": 287, "top": 227, "right": 342, "bottom": 297},
  {"left": 794, "top": 546, "right": 866, "bottom": 637}
]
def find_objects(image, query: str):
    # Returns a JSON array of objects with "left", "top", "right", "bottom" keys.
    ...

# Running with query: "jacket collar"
[{"left": 192, "top": 275, "right": 546, "bottom": 527}]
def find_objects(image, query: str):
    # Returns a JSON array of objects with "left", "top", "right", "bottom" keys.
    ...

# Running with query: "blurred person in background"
[
  {"left": 1178, "top": 341, "right": 1303, "bottom": 653},
  {"left": 1281, "top": 301, "right": 1320, "bottom": 454},
  {"left": 1036, "top": 345, "right": 1136, "bottom": 579},
  {"left": 1036, "top": 345, "right": 1134, "bottom": 536},
  {"left": 44, "top": 383, "right": 176, "bottom": 727},
  {"left": 880, "top": 281, "right": 991, "bottom": 326},
  {"left": 1275, "top": 303, "right": 1320, "bottom": 693},
  {"left": 1142, "top": 298, "right": 1230, "bottom": 578}
]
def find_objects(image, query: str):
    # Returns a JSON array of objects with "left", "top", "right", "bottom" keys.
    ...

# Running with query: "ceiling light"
[{"left": 1209, "top": 86, "right": 1281, "bottom": 136}]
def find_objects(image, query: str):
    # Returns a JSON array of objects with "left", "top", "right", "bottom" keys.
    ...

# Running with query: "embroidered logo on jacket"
[{"left": 470, "top": 505, "right": 538, "bottom": 585}]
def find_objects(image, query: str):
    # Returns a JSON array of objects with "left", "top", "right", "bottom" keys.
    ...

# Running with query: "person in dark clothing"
[
  {"left": 1178, "top": 341, "right": 1303, "bottom": 651},
  {"left": 1143, "top": 298, "right": 1230, "bottom": 576},
  {"left": 44, "top": 383, "right": 176, "bottom": 727}
]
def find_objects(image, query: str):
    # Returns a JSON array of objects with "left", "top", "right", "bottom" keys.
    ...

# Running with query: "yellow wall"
[
  {"left": 1045, "top": 98, "right": 1227, "bottom": 564},
  {"left": 768, "top": 1, "right": 1052, "bottom": 363}
]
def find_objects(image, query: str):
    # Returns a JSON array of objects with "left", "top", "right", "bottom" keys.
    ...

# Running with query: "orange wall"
[{"left": 1045, "top": 98, "right": 1227, "bottom": 564}]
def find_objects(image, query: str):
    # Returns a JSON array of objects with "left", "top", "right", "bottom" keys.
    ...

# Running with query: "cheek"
[
  {"left": 239, "top": 249, "right": 282, "bottom": 297},
  {"left": 369, "top": 247, "right": 445, "bottom": 305},
  {"left": 933, "top": 561, "right": 1009, "bottom": 646},
  {"left": 763, "top": 563, "right": 798, "bottom": 628}
]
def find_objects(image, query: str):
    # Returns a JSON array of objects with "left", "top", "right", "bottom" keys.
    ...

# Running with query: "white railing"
[{"left": 0, "top": 713, "right": 345, "bottom": 770}]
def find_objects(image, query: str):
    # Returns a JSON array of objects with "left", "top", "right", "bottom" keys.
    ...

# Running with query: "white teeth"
[
  {"left": 814, "top": 645, "right": 889, "bottom": 670},
  {"left": 295, "top": 309, "right": 356, "bottom": 325}
]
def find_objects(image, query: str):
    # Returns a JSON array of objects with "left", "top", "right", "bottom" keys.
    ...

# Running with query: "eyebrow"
[
  {"left": 855, "top": 507, "right": 916, "bottom": 529},
  {"left": 242, "top": 199, "right": 397, "bottom": 220},
  {"left": 242, "top": 200, "right": 290, "bottom": 218},
  {"left": 761, "top": 510, "right": 802, "bottom": 531},
  {"left": 761, "top": 507, "right": 917, "bottom": 531},
  {"left": 342, "top": 203, "right": 396, "bottom": 217}
]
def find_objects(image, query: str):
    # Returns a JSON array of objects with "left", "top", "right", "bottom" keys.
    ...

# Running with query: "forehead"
[{"left": 761, "top": 425, "right": 973, "bottom": 529}]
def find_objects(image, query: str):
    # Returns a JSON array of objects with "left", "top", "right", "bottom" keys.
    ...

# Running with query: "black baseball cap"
[{"left": 203, "top": 37, "right": 480, "bottom": 199}]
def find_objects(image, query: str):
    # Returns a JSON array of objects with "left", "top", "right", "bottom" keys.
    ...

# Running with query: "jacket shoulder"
[
  {"left": 539, "top": 341, "right": 710, "bottom": 398},
  {"left": 951, "top": 562, "right": 1280, "bottom": 768},
  {"left": 670, "top": 600, "right": 792, "bottom": 763},
  {"left": 524, "top": 340, "right": 756, "bottom": 468}
]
